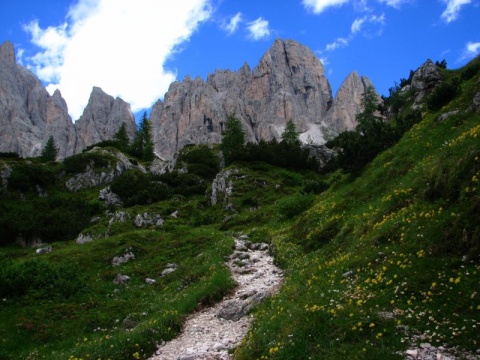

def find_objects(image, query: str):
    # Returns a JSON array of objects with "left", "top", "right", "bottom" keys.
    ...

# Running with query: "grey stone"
[
  {"left": 112, "top": 252, "right": 135, "bottom": 266},
  {"left": 113, "top": 274, "right": 130, "bottom": 284},
  {"left": 161, "top": 268, "right": 176, "bottom": 277},
  {"left": 76, "top": 233, "right": 95, "bottom": 244},
  {"left": 35, "top": 245, "right": 52, "bottom": 254},
  {"left": 145, "top": 278, "right": 156, "bottom": 284},
  {"left": 100, "top": 187, "right": 124, "bottom": 207}
]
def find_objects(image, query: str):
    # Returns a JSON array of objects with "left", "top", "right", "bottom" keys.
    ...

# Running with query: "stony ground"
[{"left": 149, "top": 235, "right": 283, "bottom": 360}]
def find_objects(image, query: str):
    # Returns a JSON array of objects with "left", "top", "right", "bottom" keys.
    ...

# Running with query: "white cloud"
[
  {"left": 460, "top": 41, "right": 480, "bottom": 60},
  {"left": 325, "top": 37, "right": 349, "bottom": 51},
  {"left": 302, "top": 0, "right": 350, "bottom": 14},
  {"left": 246, "top": 17, "right": 270, "bottom": 40},
  {"left": 351, "top": 13, "right": 385, "bottom": 33},
  {"left": 376, "top": 0, "right": 411, "bottom": 8},
  {"left": 441, "top": 0, "right": 471, "bottom": 23},
  {"left": 224, "top": 12, "right": 242, "bottom": 35},
  {"left": 23, "top": 0, "right": 212, "bottom": 120}
]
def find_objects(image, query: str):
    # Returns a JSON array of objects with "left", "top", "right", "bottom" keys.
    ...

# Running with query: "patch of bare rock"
[{"left": 149, "top": 235, "right": 283, "bottom": 360}]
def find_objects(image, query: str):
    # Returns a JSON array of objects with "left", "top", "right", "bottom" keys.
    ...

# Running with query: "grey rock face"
[
  {"left": 0, "top": 41, "right": 76, "bottom": 158},
  {"left": 0, "top": 41, "right": 137, "bottom": 159},
  {"left": 324, "top": 71, "right": 378, "bottom": 133},
  {"left": 411, "top": 59, "right": 442, "bottom": 102},
  {"left": 65, "top": 148, "right": 145, "bottom": 192},
  {"left": 74, "top": 86, "right": 137, "bottom": 153},
  {"left": 151, "top": 39, "right": 370, "bottom": 160}
]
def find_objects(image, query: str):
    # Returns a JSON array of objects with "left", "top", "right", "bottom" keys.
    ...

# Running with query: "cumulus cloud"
[
  {"left": 441, "top": 0, "right": 471, "bottom": 23},
  {"left": 224, "top": 12, "right": 243, "bottom": 35},
  {"left": 246, "top": 17, "right": 270, "bottom": 40},
  {"left": 302, "top": 0, "right": 350, "bottom": 14},
  {"left": 23, "top": 0, "right": 212, "bottom": 120},
  {"left": 460, "top": 41, "right": 480, "bottom": 60}
]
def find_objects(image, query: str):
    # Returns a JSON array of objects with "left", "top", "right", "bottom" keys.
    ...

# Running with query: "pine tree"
[
  {"left": 221, "top": 113, "right": 245, "bottom": 165},
  {"left": 40, "top": 136, "right": 58, "bottom": 162},
  {"left": 131, "top": 112, "right": 154, "bottom": 161},
  {"left": 281, "top": 120, "right": 300, "bottom": 145},
  {"left": 113, "top": 123, "right": 130, "bottom": 153}
]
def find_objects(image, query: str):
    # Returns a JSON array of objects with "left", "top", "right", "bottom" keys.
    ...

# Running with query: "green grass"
[{"left": 1, "top": 58, "right": 479, "bottom": 359}]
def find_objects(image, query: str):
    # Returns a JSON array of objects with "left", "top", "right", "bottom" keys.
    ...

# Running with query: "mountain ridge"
[{"left": 0, "top": 39, "right": 374, "bottom": 160}]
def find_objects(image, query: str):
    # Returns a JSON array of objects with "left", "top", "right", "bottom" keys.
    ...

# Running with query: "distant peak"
[{"left": 0, "top": 41, "right": 16, "bottom": 64}]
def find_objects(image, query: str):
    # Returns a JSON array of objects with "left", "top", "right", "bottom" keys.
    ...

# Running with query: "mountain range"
[{"left": 0, "top": 39, "right": 373, "bottom": 160}]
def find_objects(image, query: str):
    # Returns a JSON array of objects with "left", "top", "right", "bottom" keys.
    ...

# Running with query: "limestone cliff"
[
  {"left": 74, "top": 86, "right": 137, "bottom": 153},
  {"left": 150, "top": 39, "right": 375, "bottom": 159},
  {"left": 0, "top": 41, "right": 136, "bottom": 158},
  {"left": 0, "top": 41, "right": 76, "bottom": 158}
]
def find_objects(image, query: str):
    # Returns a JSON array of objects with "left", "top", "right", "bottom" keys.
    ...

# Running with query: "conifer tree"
[
  {"left": 131, "top": 112, "right": 154, "bottom": 161},
  {"left": 40, "top": 136, "right": 58, "bottom": 162},
  {"left": 221, "top": 113, "right": 245, "bottom": 165},
  {"left": 113, "top": 123, "right": 130, "bottom": 153},
  {"left": 281, "top": 120, "right": 300, "bottom": 145}
]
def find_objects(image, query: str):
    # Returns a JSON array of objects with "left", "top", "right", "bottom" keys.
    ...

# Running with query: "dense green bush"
[
  {"left": 63, "top": 152, "right": 113, "bottom": 174},
  {"left": 8, "top": 163, "right": 56, "bottom": 191},
  {"left": 0, "top": 195, "right": 101, "bottom": 245},
  {"left": 176, "top": 145, "right": 220, "bottom": 180},
  {"left": 461, "top": 61, "right": 480, "bottom": 80},
  {"left": 110, "top": 169, "right": 172, "bottom": 206},
  {"left": 303, "top": 178, "right": 330, "bottom": 194},
  {"left": 156, "top": 171, "right": 207, "bottom": 197},
  {"left": 0, "top": 257, "right": 85, "bottom": 300},
  {"left": 426, "top": 77, "right": 461, "bottom": 111},
  {"left": 277, "top": 193, "right": 315, "bottom": 219}
]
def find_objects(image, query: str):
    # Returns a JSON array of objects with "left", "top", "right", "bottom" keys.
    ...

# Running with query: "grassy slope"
[
  {"left": 234, "top": 65, "right": 480, "bottom": 359},
  {"left": 0, "top": 60, "right": 479, "bottom": 360}
]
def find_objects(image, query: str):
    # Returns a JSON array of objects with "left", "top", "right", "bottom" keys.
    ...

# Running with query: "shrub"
[
  {"left": 277, "top": 193, "right": 315, "bottom": 219},
  {"left": 8, "top": 163, "right": 55, "bottom": 191},
  {"left": 63, "top": 152, "right": 113, "bottom": 174},
  {"left": 460, "top": 62, "right": 480, "bottom": 80},
  {"left": 426, "top": 77, "right": 461, "bottom": 111},
  {"left": 303, "top": 178, "right": 329, "bottom": 194},
  {"left": 0, "top": 257, "right": 85, "bottom": 300},
  {"left": 110, "top": 169, "right": 172, "bottom": 206}
]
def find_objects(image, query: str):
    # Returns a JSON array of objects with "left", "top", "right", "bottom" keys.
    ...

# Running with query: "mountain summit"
[
  {"left": 0, "top": 39, "right": 374, "bottom": 159},
  {"left": 151, "top": 39, "right": 374, "bottom": 159}
]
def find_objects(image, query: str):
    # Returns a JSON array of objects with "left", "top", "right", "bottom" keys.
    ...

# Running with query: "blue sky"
[{"left": 1, "top": 0, "right": 479, "bottom": 120}]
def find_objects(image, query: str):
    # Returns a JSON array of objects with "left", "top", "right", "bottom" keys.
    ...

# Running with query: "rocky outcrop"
[
  {"left": 0, "top": 41, "right": 76, "bottom": 158},
  {"left": 150, "top": 39, "right": 372, "bottom": 160},
  {"left": 0, "top": 41, "right": 137, "bottom": 159},
  {"left": 65, "top": 148, "right": 146, "bottom": 192},
  {"left": 410, "top": 59, "right": 442, "bottom": 103},
  {"left": 74, "top": 87, "right": 137, "bottom": 153},
  {"left": 324, "top": 71, "right": 377, "bottom": 133}
]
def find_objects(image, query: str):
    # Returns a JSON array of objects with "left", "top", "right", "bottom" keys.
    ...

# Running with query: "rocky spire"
[
  {"left": 324, "top": 71, "right": 377, "bottom": 133},
  {"left": 0, "top": 41, "right": 16, "bottom": 64},
  {"left": 74, "top": 87, "right": 137, "bottom": 153}
]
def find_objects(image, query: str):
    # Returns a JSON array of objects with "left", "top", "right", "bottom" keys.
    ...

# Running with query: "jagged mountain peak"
[{"left": 0, "top": 41, "right": 15, "bottom": 64}]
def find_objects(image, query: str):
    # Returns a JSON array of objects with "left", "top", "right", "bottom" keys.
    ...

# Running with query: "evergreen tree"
[
  {"left": 356, "top": 85, "right": 383, "bottom": 138},
  {"left": 221, "top": 113, "right": 245, "bottom": 165},
  {"left": 281, "top": 120, "right": 300, "bottom": 146},
  {"left": 131, "top": 112, "right": 155, "bottom": 161},
  {"left": 40, "top": 136, "right": 58, "bottom": 162},
  {"left": 113, "top": 123, "right": 130, "bottom": 153}
]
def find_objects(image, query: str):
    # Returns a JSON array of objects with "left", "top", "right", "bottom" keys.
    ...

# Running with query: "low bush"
[
  {"left": 110, "top": 169, "right": 172, "bottom": 206},
  {"left": 63, "top": 152, "right": 113, "bottom": 174},
  {"left": 277, "top": 193, "right": 315, "bottom": 219},
  {"left": 426, "top": 77, "right": 461, "bottom": 111},
  {"left": 7, "top": 162, "right": 55, "bottom": 191},
  {"left": 0, "top": 257, "right": 85, "bottom": 300}
]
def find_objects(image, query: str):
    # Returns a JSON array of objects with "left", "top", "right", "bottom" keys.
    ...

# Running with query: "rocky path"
[{"left": 149, "top": 235, "right": 283, "bottom": 360}]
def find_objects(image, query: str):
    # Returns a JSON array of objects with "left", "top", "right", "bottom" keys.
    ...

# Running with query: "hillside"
[{"left": 0, "top": 56, "right": 479, "bottom": 360}]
